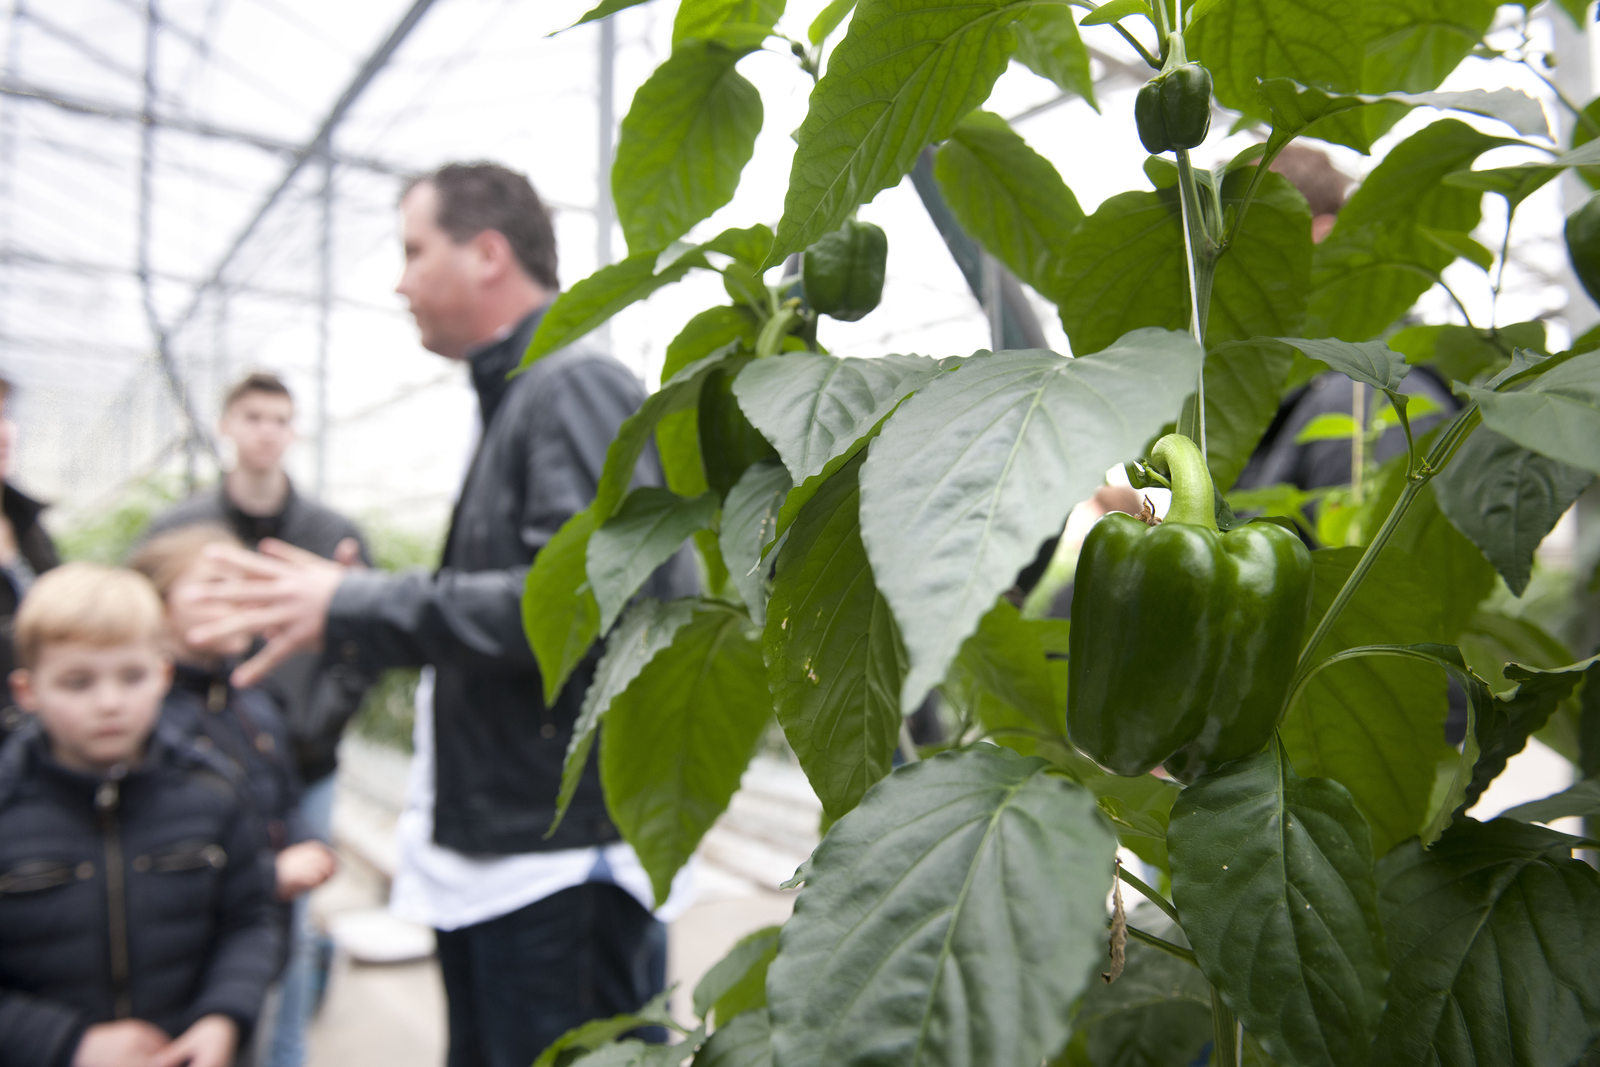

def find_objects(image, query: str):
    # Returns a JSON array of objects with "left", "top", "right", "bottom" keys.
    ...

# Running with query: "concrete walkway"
[{"left": 303, "top": 740, "right": 815, "bottom": 1067}]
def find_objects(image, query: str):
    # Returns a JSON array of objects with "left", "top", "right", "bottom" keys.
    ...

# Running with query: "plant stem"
[
  {"left": 1210, "top": 985, "right": 1239, "bottom": 1067},
  {"left": 1125, "top": 924, "right": 1199, "bottom": 967},
  {"left": 1287, "top": 402, "right": 1482, "bottom": 688},
  {"left": 1173, "top": 147, "right": 1214, "bottom": 455},
  {"left": 897, "top": 718, "right": 920, "bottom": 764},
  {"left": 1117, "top": 865, "right": 1181, "bottom": 926},
  {"left": 755, "top": 302, "right": 800, "bottom": 358}
]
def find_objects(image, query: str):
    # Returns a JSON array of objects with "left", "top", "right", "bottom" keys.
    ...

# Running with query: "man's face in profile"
[{"left": 396, "top": 182, "right": 479, "bottom": 360}]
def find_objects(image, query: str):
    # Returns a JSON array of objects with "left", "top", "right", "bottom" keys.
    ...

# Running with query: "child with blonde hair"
[{"left": 0, "top": 562, "right": 278, "bottom": 1067}]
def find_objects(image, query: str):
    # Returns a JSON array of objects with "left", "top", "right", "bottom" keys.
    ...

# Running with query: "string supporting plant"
[{"left": 519, "top": 0, "right": 1600, "bottom": 1063}]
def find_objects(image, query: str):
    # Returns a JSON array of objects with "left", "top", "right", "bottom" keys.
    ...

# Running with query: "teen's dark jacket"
[
  {"left": 0, "top": 721, "right": 279, "bottom": 1067},
  {"left": 144, "top": 483, "right": 372, "bottom": 786},
  {"left": 324, "top": 308, "right": 697, "bottom": 855},
  {"left": 0, "top": 485, "right": 60, "bottom": 743}
]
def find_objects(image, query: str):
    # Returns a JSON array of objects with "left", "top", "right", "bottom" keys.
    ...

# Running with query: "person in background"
[
  {"left": 0, "top": 563, "right": 278, "bottom": 1067},
  {"left": 187, "top": 161, "right": 698, "bottom": 1067},
  {"left": 142, "top": 372, "right": 368, "bottom": 1067},
  {"left": 0, "top": 375, "right": 61, "bottom": 744},
  {"left": 130, "top": 525, "right": 337, "bottom": 1063}
]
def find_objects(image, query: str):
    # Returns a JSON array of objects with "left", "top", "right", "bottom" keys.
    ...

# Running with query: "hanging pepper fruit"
[
  {"left": 1066, "top": 434, "right": 1312, "bottom": 778},
  {"left": 802, "top": 218, "right": 887, "bottom": 321},
  {"left": 699, "top": 356, "right": 778, "bottom": 500},
  {"left": 1565, "top": 191, "right": 1600, "bottom": 306},
  {"left": 1134, "top": 63, "right": 1213, "bottom": 156}
]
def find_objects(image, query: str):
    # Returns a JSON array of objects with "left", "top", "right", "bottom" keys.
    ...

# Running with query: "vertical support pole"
[
  {"left": 980, "top": 251, "right": 1004, "bottom": 351},
  {"left": 316, "top": 150, "right": 333, "bottom": 500},
  {"left": 595, "top": 16, "right": 616, "bottom": 351}
]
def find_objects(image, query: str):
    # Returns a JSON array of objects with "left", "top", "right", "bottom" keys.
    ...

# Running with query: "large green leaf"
[
  {"left": 933, "top": 110, "right": 1084, "bottom": 300},
  {"left": 1255, "top": 79, "right": 1545, "bottom": 154},
  {"left": 594, "top": 351, "right": 736, "bottom": 526},
  {"left": 588, "top": 488, "right": 717, "bottom": 632},
  {"left": 566, "top": 0, "right": 655, "bottom": 31},
  {"left": 523, "top": 247, "right": 710, "bottom": 367},
  {"left": 1372, "top": 818, "right": 1600, "bottom": 1067},
  {"left": 765, "top": 453, "right": 904, "bottom": 823},
  {"left": 1189, "top": 0, "right": 1500, "bottom": 150},
  {"left": 1055, "top": 169, "right": 1311, "bottom": 356},
  {"left": 1462, "top": 352, "right": 1600, "bottom": 475},
  {"left": 859, "top": 333, "right": 1202, "bottom": 711},
  {"left": 1010, "top": 4, "right": 1096, "bottom": 110},
  {"left": 601, "top": 603, "right": 771, "bottom": 902},
  {"left": 533, "top": 990, "right": 677, "bottom": 1067},
  {"left": 733, "top": 351, "right": 947, "bottom": 547},
  {"left": 614, "top": 40, "right": 763, "bottom": 254},
  {"left": 766, "top": 745, "right": 1117, "bottom": 1067},
  {"left": 1502, "top": 778, "right": 1600, "bottom": 824},
  {"left": 769, "top": 0, "right": 1023, "bottom": 265},
  {"left": 694, "top": 1009, "right": 771, "bottom": 1067},
  {"left": 525, "top": 507, "right": 601, "bottom": 705},
  {"left": 1271, "top": 336, "right": 1408, "bottom": 392},
  {"left": 1072, "top": 908, "right": 1211, "bottom": 1067},
  {"left": 1388, "top": 321, "right": 1544, "bottom": 387},
  {"left": 1433, "top": 427, "right": 1596, "bottom": 597},
  {"left": 942, "top": 599, "right": 1061, "bottom": 746},
  {"left": 1279, "top": 547, "right": 1453, "bottom": 855},
  {"left": 694, "top": 926, "right": 780, "bottom": 1025},
  {"left": 658, "top": 306, "right": 760, "bottom": 499},
  {"left": 673, "top": 0, "right": 784, "bottom": 46},
  {"left": 1169, "top": 748, "right": 1388, "bottom": 1067},
  {"left": 1462, "top": 659, "right": 1598, "bottom": 815},
  {"left": 1187, "top": 339, "right": 1294, "bottom": 491},
  {"left": 720, "top": 460, "right": 790, "bottom": 625},
  {"left": 1307, "top": 121, "right": 1516, "bottom": 342},
  {"left": 550, "top": 597, "right": 697, "bottom": 836}
]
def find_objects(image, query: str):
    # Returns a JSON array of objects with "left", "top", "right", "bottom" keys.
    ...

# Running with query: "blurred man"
[
  {"left": 190, "top": 162, "right": 695, "bottom": 1067},
  {"left": 0, "top": 375, "right": 61, "bottom": 743},
  {"left": 143, "top": 372, "right": 370, "bottom": 1067}
]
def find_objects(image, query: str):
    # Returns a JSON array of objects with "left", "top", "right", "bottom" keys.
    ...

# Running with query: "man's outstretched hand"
[{"left": 186, "top": 539, "right": 349, "bottom": 688}]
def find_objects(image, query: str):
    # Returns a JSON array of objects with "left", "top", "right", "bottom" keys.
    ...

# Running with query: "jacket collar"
[
  {"left": 467, "top": 306, "right": 547, "bottom": 428},
  {"left": 0, "top": 720, "right": 193, "bottom": 809},
  {"left": 2, "top": 482, "right": 47, "bottom": 533}
]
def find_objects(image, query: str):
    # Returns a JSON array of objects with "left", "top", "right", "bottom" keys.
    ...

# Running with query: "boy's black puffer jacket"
[{"left": 0, "top": 721, "right": 279, "bottom": 1067}]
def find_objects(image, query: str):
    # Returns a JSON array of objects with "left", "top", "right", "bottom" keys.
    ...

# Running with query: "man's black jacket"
[
  {"left": 0, "top": 722, "right": 279, "bottom": 1066},
  {"left": 325, "top": 309, "right": 697, "bottom": 855},
  {"left": 0, "top": 485, "right": 59, "bottom": 743},
  {"left": 145, "top": 481, "right": 372, "bottom": 784}
]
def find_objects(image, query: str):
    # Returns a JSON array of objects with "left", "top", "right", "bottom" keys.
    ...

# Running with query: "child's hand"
[
  {"left": 146, "top": 1014, "right": 236, "bottom": 1067},
  {"left": 72, "top": 1019, "right": 169, "bottom": 1066},
  {"left": 275, "top": 840, "right": 337, "bottom": 900}
]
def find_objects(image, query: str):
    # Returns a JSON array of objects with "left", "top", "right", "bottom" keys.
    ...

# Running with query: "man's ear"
[
  {"left": 473, "top": 228, "right": 516, "bottom": 285},
  {"left": 10, "top": 669, "right": 36, "bottom": 712}
]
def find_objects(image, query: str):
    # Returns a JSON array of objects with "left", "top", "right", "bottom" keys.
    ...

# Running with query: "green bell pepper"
[
  {"left": 1135, "top": 63, "right": 1213, "bottom": 156},
  {"left": 802, "top": 218, "right": 887, "bottom": 322},
  {"left": 1066, "top": 434, "right": 1312, "bottom": 779},
  {"left": 1565, "top": 191, "right": 1600, "bottom": 307}
]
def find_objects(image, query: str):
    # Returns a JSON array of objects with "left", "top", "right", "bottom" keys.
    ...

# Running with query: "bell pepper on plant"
[
  {"left": 802, "top": 218, "right": 887, "bottom": 321},
  {"left": 1134, "top": 63, "right": 1213, "bottom": 155},
  {"left": 1066, "top": 434, "right": 1312, "bottom": 778},
  {"left": 1564, "top": 191, "right": 1600, "bottom": 306}
]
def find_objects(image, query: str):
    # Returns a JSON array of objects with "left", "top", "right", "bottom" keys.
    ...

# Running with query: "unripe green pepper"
[
  {"left": 1565, "top": 191, "right": 1600, "bottom": 307},
  {"left": 698, "top": 357, "right": 778, "bottom": 500},
  {"left": 1135, "top": 64, "right": 1213, "bottom": 155},
  {"left": 1066, "top": 434, "right": 1312, "bottom": 778},
  {"left": 802, "top": 219, "right": 887, "bottom": 322}
]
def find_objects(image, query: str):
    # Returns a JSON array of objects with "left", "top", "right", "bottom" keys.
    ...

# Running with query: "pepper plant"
[{"left": 520, "top": 0, "right": 1600, "bottom": 1063}]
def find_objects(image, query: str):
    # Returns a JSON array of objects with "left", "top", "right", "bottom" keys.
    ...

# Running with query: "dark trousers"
[{"left": 435, "top": 882, "right": 668, "bottom": 1067}]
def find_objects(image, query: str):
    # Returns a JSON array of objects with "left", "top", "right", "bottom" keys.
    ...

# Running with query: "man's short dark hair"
[
  {"left": 224, "top": 372, "right": 292, "bottom": 410},
  {"left": 405, "top": 163, "right": 559, "bottom": 290}
]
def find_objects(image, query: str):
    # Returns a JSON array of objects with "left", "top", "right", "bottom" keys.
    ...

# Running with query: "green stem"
[
  {"left": 1152, "top": 433, "right": 1217, "bottom": 528},
  {"left": 755, "top": 302, "right": 800, "bottom": 358},
  {"left": 1282, "top": 644, "right": 1450, "bottom": 722},
  {"left": 1525, "top": 59, "right": 1600, "bottom": 139},
  {"left": 1221, "top": 134, "right": 1292, "bottom": 250},
  {"left": 1288, "top": 403, "right": 1482, "bottom": 687},
  {"left": 1126, "top": 924, "right": 1199, "bottom": 967},
  {"left": 1117, "top": 866, "right": 1181, "bottom": 926},
  {"left": 1211, "top": 986, "right": 1239, "bottom": 1067},
  {"left": 1174, "top": 148, "right": 1215, "bottom": 456},
  {"left": 1113, "top": 22, "right": 1163, "bottom": 69}
]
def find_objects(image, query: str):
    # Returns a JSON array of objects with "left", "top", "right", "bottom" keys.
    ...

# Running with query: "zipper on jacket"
[{"left": 95, "top": 773, "right": 132, "bottom": 1019}]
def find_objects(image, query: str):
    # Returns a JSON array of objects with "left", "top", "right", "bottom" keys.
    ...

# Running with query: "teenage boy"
[
  {"left": 0, "top": 374, "right": 61, "bottom": 744},
  {"left": 144, "top": 373, "right": 367, "bottom": 1066},
  {"left": 0, "top": 563, "right": 278, "bottom": 1067}
]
